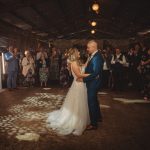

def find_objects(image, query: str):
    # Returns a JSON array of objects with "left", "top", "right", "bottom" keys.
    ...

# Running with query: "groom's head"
[{"left": 87, "top": 40, "right": 98, "bottom": 54}]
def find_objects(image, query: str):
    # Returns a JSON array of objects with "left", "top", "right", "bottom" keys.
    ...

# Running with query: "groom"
[{"left": 77, "top": 40, "right": 103, "bottom": 130}]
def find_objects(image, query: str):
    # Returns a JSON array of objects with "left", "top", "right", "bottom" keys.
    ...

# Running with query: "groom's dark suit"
[{"left": 83, "top": 51, "right": 103, "bottom": 127}]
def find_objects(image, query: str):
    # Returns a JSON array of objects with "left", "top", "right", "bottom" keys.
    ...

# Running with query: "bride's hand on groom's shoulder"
[{"left": 76, "top": 78, "right": 83, "bottom": 82}]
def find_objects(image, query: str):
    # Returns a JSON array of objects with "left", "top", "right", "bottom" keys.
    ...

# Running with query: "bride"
[{"left": 46, "top": 48, "right": 90, "bottom": 136}]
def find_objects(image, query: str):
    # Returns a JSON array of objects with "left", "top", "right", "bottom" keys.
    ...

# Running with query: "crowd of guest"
[
  {"left": 101, "top": 42, "right": 150, "bottom": 100},
  {"left": 4, "top": 46, "right": 60, "bottom": 88},
  {"left": 3, "top": 41, "right": 150, "bottom": 100}
]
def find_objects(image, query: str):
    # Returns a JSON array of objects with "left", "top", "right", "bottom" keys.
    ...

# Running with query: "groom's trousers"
[{"left": 87, "top": 83, "right": 102, "bottom": 127}]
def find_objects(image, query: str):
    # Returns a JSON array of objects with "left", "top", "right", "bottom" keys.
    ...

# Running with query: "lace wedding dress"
[{"left": 46, "top": 65, "right": 90, "bottom": 135}]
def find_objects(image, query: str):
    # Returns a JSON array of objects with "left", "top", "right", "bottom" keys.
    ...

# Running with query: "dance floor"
[{"left": 0, "top": 87, "right": 150, "bottom": 150}]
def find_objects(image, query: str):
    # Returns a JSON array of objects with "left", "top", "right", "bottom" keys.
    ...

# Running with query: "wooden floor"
[{"left": 0, "top": 86, "right": 150, "bottom": 150}]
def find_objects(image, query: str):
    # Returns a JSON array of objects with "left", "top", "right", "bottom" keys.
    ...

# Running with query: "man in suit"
[
  {"left": 6, "top": 46, "right": 18, "bottom": 91},
  {"left": 77, "top": 40, "right": 103, "bottom": 130}
]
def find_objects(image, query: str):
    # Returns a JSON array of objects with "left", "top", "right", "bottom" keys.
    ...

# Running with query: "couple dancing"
[{"left": 47, "top": 40, "right": 103, "bottom": 135}]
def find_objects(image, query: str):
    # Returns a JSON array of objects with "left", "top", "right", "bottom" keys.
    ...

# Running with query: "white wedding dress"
[{"left": 46, "top": 65, "right": 90, "bottom": 135}]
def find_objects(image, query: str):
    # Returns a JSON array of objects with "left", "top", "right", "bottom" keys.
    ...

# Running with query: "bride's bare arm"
[
  {"left": 71, "top": 62, "right": 90, "bottom": 78},
  {"left": 84, "top": 59, "right": 89, "bottom": 67}
]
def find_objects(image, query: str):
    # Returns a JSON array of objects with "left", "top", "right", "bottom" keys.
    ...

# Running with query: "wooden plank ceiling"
[{"left": 0, "top": 0, "right": 150, "bottom": 40}]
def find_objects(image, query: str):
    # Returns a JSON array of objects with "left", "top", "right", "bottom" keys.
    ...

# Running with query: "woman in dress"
[
  {"left": 140, "top": 48, "right": 150, "bottom": 100},
  {"left": 49, "top": 47, "right": 59, "bottom": 80},
  {"left": 37, "top": 53, "right": 49, "bottom": 87},
  {"left": 59, "top": 51, "right": 70, "bottom": 87},
  {"left": 22, "top": 50, "right": 35, "bottom": 87},
  {"left": 47, "top": 48, "right": 90, "bottom": 136}
]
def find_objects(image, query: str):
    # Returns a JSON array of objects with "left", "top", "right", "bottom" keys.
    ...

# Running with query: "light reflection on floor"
[
  {"left": 0, "top": 93, "right": 65, "bottom": 140},
  {"left": 113, "top": 98, "right": 150, "bottom": 104},
  {"left": 0, "top": 92, "right": 110, "bottom": 141}
]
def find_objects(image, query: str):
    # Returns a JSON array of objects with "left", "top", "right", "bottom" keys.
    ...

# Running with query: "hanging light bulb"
[
  {"left": 91, "top": 30, "right": 96, "bottom": 34},
  {"left": 92, "top": 2, "right": 99, "bottom": 12},
  {"left": 91, "top": 21, "right": 97, "bottom": 27}
]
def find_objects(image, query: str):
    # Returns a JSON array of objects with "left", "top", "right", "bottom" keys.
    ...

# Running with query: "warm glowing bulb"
[
  {"left": 91, "top": 21, "right": 97, "bottom": 26},
  {"left": 92, "top": 3, "right": 99, "bottom": 11},
  {"left": 91, "top": 30, "right": 95, "bottom": 34}
]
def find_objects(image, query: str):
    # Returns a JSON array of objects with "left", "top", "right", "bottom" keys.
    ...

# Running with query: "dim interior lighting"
[
  {"left": 92, "top": 2, "right": 99, "bottom": 11},
  {"left": 91, "top": 30, "right": 96, "bottom": 34},
  {"left": 91, "top": 21, "right": 97, "bottom": 26}
]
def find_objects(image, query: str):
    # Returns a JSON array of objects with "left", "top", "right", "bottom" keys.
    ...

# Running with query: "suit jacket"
[
  {"left": 83, "top": 51, "right": 103, "bottom": 88},
  {"left": 7, "top": 57, "right": 18, "bottom": 73}
]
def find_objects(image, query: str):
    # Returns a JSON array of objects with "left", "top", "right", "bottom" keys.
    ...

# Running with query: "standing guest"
[
  {"left": 57, "top": 49, "right": 63, "bottom": 74},
  {"left": 13, "top": 48, "right": 20, "bottom": 85},
  {"left": 127, "top": 47, "right": 135, "bottom": 87},
  {"left": 140, "top": 42, "right": 147, "bottom": 56},
  {"left": 140, "top": 48, "right": 150, "bottom": 100},
  {"left": 129, "top": 47, "right": 141, "bottom": 90},
  {"left": 111, "top": 48, "right": 127, "bottom": 91},
  {"left": 36, "top": 47, "right": 48, "bottom": 84},
  {"left": 5, "top": 46, "right": 18, "bottom": 91},
  {"left": 36, "top": 47, "right": 48, "bottom": 60},
  {"left": 22, "top": 50, "right": 35, "bottom": 87},
  {"left": 49, "top": 47, "right": 59, "bottom": 80},
  {"left": 59, "top": 52, "right": 70, "bottom": 87},
  {"left": 37, "top": 53, "right": 49, "bottom": 87},
  {"left": 101, "top": 49, "right": 112, "bottom": 89}
]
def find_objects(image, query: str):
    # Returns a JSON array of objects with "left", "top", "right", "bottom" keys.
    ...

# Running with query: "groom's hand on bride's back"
[{"left": 76, "top": 78, "right": 83, "bottom": 82}]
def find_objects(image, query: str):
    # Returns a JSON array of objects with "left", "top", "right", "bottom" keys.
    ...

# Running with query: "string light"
[
  {"left": 89, "top": 1, "right": 100, "bottom": 35},
  {"left": 91, "top": 30, "right": 96, "bottom": 34},
  {"left": 92, "top": 2, "right": 100, "bottom": 12},
  {"left": 91, "top": 21, "right": 97, "bottom": 27}
]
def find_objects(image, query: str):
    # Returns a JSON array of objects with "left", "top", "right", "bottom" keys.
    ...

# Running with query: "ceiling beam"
[
  {"left": 0, "top": 0, "right": 60, "bottom": 38},
  {"left": 30, "top": 5, "right": 60, "bottom": 36},
  {"left": 0, "top": 18, "right": 29, "bottom": 36},
  {"left": 0, "top": 18, "right": 41, "bottom": 39},
  {"left": 30, "top": 5, "right": 48, "bottom": 26},
  {"left": 10, "top": 10, "right": 54, "bottom": 37},
  {"left": 56, "top": 0, "right": 77, "bottom": 31},
  {"left": 10, "top": 11, "right": 37, "bottom": 29},
  {"left": 0, "top": 0, "right": 46, "bottom": 13}
]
